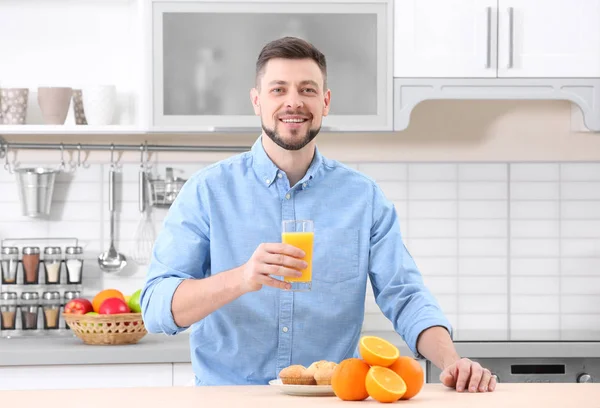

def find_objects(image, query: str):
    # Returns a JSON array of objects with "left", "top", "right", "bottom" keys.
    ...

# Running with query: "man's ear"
[
  {"left": 250, "top": 88, "right": 261, "bottom": 116},
  {"left": 322, "top": 88, "right": 331, "bottom": 116}
]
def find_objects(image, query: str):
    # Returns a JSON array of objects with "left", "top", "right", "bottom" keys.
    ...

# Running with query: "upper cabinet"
[
  {"left": 394, "top": 0, "right": 497, "bottom": 78},
  {"left": 394, "top": 0, "right": 600, "bottom": 78},
  {"left": 497, "top": 0, "right": 600, "bottom": 78},
  {"left": 149, "top": 0, "right": 394, "bottom": 132}
]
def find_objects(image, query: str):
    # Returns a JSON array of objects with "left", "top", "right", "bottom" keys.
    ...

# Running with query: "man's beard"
[{"left": 262, "top": 117, "right": 320, "bottom": 151}]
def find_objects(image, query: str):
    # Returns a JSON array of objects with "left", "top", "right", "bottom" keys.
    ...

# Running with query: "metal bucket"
[{"left": 14, "top": 168, "right": 59, "bottom": 217}]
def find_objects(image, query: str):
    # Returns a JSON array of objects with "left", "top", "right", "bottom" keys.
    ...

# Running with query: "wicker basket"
[{"left": 63, "top": 313, "right": 148, "bottom": 345}]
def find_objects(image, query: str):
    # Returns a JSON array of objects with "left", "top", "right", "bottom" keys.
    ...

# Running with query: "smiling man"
[{"left": 141, "top": 36, "right": 497, "bottom": 394}]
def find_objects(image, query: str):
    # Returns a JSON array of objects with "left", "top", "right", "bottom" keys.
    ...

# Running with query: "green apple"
[
  {"left": 86, "top": 311, "right": 98, "bottom": 315},
  {"left": 128, "top": 289, "right": 142, "bottom": 313}
]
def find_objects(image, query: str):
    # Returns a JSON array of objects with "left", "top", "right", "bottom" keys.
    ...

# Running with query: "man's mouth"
[{"left": 279, "top": 117, "right": 309, "bottom": 124}]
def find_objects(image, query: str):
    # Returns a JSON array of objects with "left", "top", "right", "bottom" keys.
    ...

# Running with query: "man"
[{"left": 141, "top": 36, "right": 497, "bottom": 393}]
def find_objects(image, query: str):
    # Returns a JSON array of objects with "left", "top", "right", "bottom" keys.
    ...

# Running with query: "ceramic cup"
[
  {"left": 82, "top": 85, "right": 117, "bottom": 125},
  {"left": 37, "top": 87, "right": 73, "bottom": 125},
  {"left": 72, "top": 89, "right": 88, "bottom": 125},
  {"left": 0, "top": 88, "right": 29, "bottom": 125}
]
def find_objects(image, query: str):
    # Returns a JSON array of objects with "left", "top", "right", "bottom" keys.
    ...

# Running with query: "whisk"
[{"left": 131, "top": 144, "right": 155, "bottom": 266}]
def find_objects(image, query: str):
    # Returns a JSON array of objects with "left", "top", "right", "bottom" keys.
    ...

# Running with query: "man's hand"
[
  {"left": 240, "top": 243, "right": 306, "bottom": 292},
  {"left": 439, "top": 358, "right": 497, "bottom": 392}
]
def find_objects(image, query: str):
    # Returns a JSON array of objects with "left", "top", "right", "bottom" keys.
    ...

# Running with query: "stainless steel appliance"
[{"left": 427, "top": 358, "right": 599, "bottom": 383}]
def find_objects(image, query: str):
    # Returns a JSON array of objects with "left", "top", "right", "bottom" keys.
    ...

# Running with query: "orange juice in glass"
[{"left": 281, "top": 220, "right": 314, "bottom": 291}]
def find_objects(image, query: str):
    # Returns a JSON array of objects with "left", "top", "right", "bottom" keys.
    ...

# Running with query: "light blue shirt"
[{"left": 141, "top": 136, "right": 452, "bottom": 386}]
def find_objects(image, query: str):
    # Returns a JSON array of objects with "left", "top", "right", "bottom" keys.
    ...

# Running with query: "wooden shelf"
[{"left": 0, "top": 125, "right": 146, "bottom": 136}]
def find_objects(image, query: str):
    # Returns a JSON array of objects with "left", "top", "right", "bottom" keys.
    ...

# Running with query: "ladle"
[{"left": 98, "top": 149, "right": 127, "bottom": 273}]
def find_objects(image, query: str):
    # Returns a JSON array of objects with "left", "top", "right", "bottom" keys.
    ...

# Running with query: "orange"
[
  {"left": 365, "top": 366, "right": 407, "bottom": 403},
  {"left": 331, "top": 358, "right": 370, "bottom": 401},
  {"left": 359, "top": 335, "right": 399, "bottom": 367},
  {"left": 92, "top": 289, "right": 125, "bottom": 313},
  {"left": 388, "top": 356, "right": 424, "bottom": 399}
]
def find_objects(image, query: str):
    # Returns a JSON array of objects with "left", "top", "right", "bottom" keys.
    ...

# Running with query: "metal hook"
[
  {"left": 110, "top": 143, "right": 115, "bottom": 169},
  {"left": 3, "top": 144, "right": 9, "bottom": 172},
  {"left": 59, "top": 143, "right": 66, "bottom": 171}
]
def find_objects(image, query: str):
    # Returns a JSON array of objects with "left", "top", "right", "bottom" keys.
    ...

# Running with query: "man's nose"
[{"left": 285, "top": 92, "right": 304, "bottom": 109}]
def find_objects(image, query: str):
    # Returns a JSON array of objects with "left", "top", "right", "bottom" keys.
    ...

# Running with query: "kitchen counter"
[
  {"left": 0, "top": 384, "right": 598, "bottom": 407},
  {"left": 1, "top": 331, "right": 599, "bottom": 367}
]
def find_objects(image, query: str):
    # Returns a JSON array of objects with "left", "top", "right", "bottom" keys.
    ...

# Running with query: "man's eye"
[
  {"left": 303, "top": 88, "right": 316, "bottom": 93},
  {"left": 271, "top": 88, "right": 283, "bottom": 93}
]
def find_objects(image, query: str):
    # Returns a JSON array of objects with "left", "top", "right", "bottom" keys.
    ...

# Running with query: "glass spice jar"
[
  {"left": 43, "top": 246, "right": 62, "bottom": 284},
  {"left": 20, "top": 292, "right": 40, "bottom": 330},
  {"left": 65, "top": 246, "right": 84, "bottom": 284},
  {"left": 42, "top": 291, "right": 61, "bottom": 330},
  {"left": 1, "top": 247, "right": 19, "bottom": 284},
  {"left": 0, "top": 292, "right": 18, "bottom": 330},
  {"left": 22, "top": 246, "right": 40, "bottom": 284},
  {"left": 63, "top": 290, "right": 81, "bottom": 329}
]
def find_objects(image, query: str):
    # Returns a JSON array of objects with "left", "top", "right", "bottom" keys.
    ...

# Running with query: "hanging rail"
[{"left": 0, "top": 140, "right": 251, "bottom": 154}]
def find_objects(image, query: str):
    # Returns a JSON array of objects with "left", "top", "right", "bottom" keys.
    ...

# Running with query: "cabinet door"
[
  {"left": 151, "top": 0, "right": 392, "bottom": 131},
  {"left": 0, "top": 364, "right": 173, "bottom": 390},
  {"left": 498, "top": 0, "right": 600, "bottom": 77},
  {"left": 394, "top": 0, "right": 497, "bottom": 78}
]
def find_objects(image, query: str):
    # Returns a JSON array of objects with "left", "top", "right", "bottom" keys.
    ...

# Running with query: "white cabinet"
[
  {"left": 394, "top": 0, "right": 497, "bottom": 78},
  {"left": 394, "top": 0, "right": 600, "bottom": 78},
  {"left": 150, "top": 0, "right": 393, "bottom": 132},
  {"left": 0, "top": 364, "right": 173, "bottom": 390},
  {"left": 497, "top": 0, "right": 600, "bottom": 77},
  {"left": 172, "top": 363, "right": 195, "bottom": 386}
]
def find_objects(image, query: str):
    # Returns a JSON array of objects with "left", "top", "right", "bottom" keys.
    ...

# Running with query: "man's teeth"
[{"left": 281, "top": 119, "right": 306, "bottom": 123}]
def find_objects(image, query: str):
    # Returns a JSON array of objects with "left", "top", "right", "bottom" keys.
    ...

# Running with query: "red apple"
[
  {"left": 64, "top": 298, "right": 94, "bottom": 314},
  {"left": 98, "top": 297, "right": 131, "bottom": 314}
]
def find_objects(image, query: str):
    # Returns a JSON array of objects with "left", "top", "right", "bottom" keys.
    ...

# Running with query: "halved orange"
[
  {"left": 359, "top": 336, "right": 399, "bottom": 367},
  {"left": 365, "top": 366, "right": 407, "bottom": 403}
]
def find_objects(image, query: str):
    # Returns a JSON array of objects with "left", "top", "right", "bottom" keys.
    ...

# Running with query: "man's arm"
[{"left": 416, "top": 326, "right": 460, "bottom": 370}]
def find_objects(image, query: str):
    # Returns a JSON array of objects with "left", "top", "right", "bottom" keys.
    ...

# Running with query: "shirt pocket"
[{"left": 313, "top": 228, "right": 359, "bottom": 283}]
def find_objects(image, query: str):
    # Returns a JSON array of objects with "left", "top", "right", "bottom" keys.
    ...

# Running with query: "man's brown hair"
[{"left": 255, "top": 36, "right": 327, "bottom": 90}]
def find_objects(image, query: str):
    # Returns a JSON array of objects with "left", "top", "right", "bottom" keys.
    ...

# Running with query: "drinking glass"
[{"left": 281, "top": 220, "right": 314, "bottom": 292}]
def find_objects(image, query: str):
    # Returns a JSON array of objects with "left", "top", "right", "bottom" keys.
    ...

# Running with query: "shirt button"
[
  {"left": 285, "top": 194, "right": 291, "bottom": 200},
  {"left": 282, "top": 327, "right": 289, "bottom": 333},
  {"left": 302, "top": 182, "right": 307, "bottom": 188},
  {"left": 277, "top": 173, "right": 282, "bottom": 179},
  {"left": 265, "top": 179, "right": 270, "bottom": 184}
]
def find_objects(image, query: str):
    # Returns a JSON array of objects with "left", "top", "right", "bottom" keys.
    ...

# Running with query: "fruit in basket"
[
  {"left": 92, "top": 289, "right": 125, "bottom": 312},
  {"left": 128, "top": 289, "right": 142, "bottom": 313},
  {"left": 99, "top": 297, "right": 130, "bottom": 314},
  {"left": 64, "top": 298, "right": 94, "bottom": 314}
]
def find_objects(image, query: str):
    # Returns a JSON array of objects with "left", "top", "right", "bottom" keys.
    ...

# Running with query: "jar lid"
[
  {"left": 44, "top": 246, "right": 62, "bottom": 255},
  {"left": 66, "top": 246, "right": 83, "bottom": 255},
  {"left": 21, "top": 292, "right": 39, "bottom": 300},
  {"left": 42, "top": 291, "right": 61, "bottom": 300},
  {"left": 23, "top": 247, "right": 40, "bottom": 255},
  {"left": 63, "top": 291, "right": 81, "bottom": 300},
  {"left": 1, "top": 247, "right": 18, "bottom": 255},
  {"left": 0, "top": 292, "right": 17, "bottom": 300}
]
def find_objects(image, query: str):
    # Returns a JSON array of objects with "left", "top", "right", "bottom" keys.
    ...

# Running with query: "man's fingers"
[
  {"left": 262, "top": 252, "right": 307, "bottom": 271},
  {"left": 455, "top": 360, "right": 472, "bottom": 392},
  {"left": 263, "top": 264, "right": 303, "bottom": 278},
  {"left": 439, "top": 368, "right": 456, "bottom": 388},
  {"left": 467, "top": 363, "right": 483, "bottom": 392},
  {"left": 478, "top": 369, "right": 492, "bottom": 392},
  {"left": 489, "top": 374, "right": 497, "bottom": 392},
  {"left": 262, "top": 243, "right": 306, "bottom": 258},
  {"left": 256, "top": 275, "right": 291, "bottom": 291}
]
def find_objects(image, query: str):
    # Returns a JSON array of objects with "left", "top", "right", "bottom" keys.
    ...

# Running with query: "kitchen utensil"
[
  {"left": 98, "top": 165, "right": 127, "bottom": 273},
  {"left": 37, "top": 87, "right": 72, "bottom": 125},
  {"left": 131, "top": 148, "right": 155, "bottom": 265},
  {"left": 14, "top": 167, "right": 59, "bottom": 217},
  {"left": 147, "top": 167, "right": 187, "bottom": 208}
]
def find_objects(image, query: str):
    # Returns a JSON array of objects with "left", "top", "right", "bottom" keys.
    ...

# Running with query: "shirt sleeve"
[
  {"left": 140, "top": 174, "right": 211, "bottom": 335},
  {"left": 368, "top": 183, "right": 453, "bottom": 358}
]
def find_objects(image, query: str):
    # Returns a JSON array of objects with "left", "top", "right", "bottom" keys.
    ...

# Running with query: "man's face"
[{"left": 251, "top": 58, "right": 331, "bottom": 151}]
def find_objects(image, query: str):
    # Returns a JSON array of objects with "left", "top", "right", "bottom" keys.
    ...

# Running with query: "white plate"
[{"left": 268, "top": 379, "right": 335, "bottom": 396}]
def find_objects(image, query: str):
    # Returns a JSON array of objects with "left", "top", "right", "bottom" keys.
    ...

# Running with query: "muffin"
[
  {"left": 305, "top": 360, "right": 337, "bottom": 377},
  {"left": 279, "top": 365, "right": 317, "bottom": 385},
  {"left": 313, "top": 365, "right": 336, "bottom": 385}
]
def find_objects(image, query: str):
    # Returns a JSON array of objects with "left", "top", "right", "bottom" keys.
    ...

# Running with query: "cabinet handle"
[
  {"left": 508, "top": 7, "right": 514, "bottom": 69},
  {"left": 485, "top": 7, "right": 492, "bottom": 68}
]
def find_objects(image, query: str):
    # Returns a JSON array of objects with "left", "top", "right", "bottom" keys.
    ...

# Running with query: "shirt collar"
[{"left": 250, "top": 135, "right": 323, "bottom": 188}]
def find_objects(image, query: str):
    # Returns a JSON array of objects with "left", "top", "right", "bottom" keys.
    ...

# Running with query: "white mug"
[{"left": 81, "top": 85, "right": 117, "bottom": 125}]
